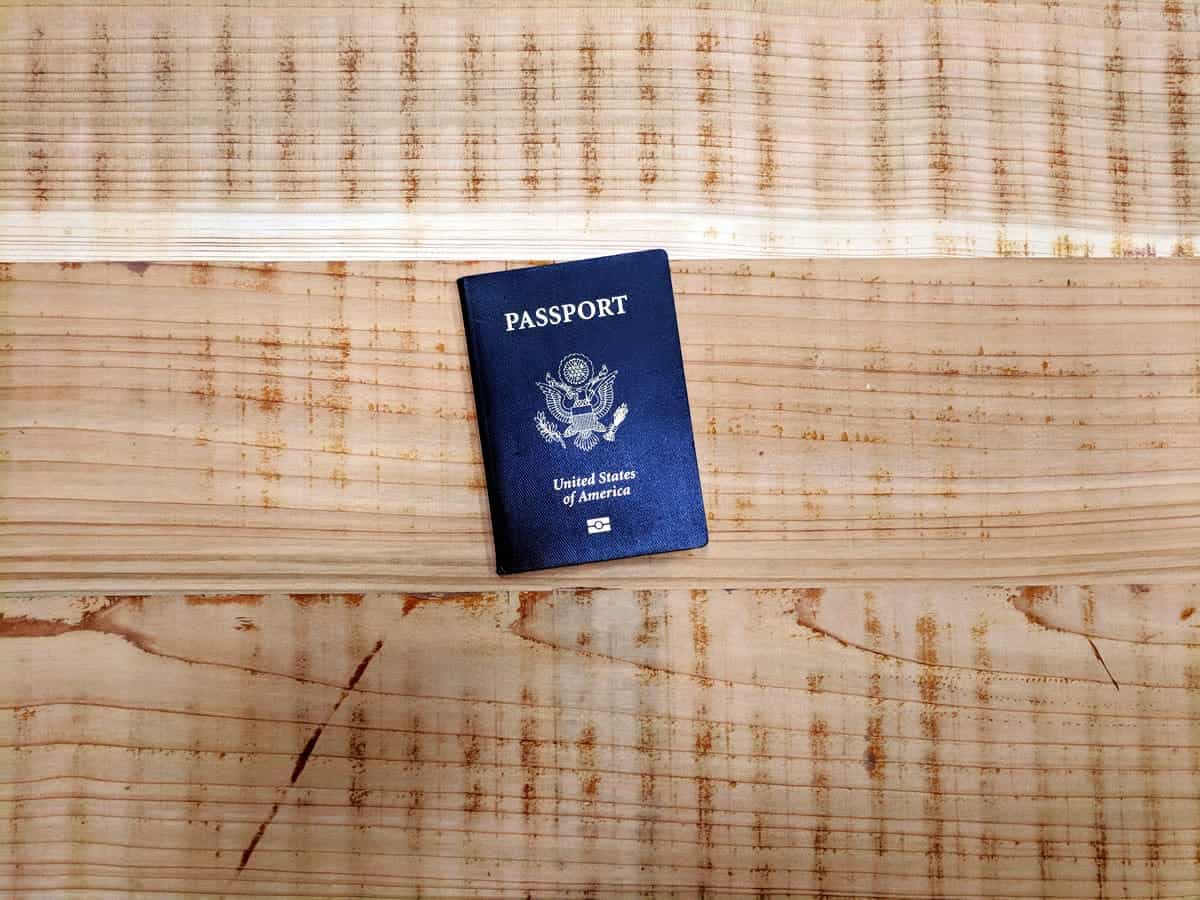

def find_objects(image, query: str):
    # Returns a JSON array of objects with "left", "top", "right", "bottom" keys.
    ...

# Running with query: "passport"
[{"left": 458, "top": 250, "right": 708, "bottom": 574}]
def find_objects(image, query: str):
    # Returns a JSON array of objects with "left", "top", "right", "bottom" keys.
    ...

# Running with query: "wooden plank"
[
  {"left": 1, "top": 259, "right": 1198, "bottom": 590},
  {"left": 1, "top": 1, "right": 1198, "bottom": 259},
  {"left": 2, "top": 584, "right": 1197, "bottom": 897}
]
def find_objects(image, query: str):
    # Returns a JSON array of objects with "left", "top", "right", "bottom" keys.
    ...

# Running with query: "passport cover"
[{"left": 458, "top": 250, "right": 708, "bottom": 574}]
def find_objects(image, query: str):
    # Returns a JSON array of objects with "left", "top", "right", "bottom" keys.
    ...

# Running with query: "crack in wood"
[
  {"left": 236, "top": 638, "right": 384, "bottom": 873},
  {"left": 1086, "top": 636, "right": 1121, "bottom": 692}
]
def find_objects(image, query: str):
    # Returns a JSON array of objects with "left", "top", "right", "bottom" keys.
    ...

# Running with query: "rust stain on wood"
[
  {"left": 3, "top": 583, "right": 1199, "bottom": 892},
  {"left": 1053, "top": 234, "right": 1093, "bottom": 257},
  {"left": 1048, "top": 45, "right": 1072, "bottom": 224},
  {"left": 151, "top": 30, "right": 175, "bottom": 198},
  {"left": 811, "top": 40, "right": 834, "bottom": 209},
  {"left": 290, "top": 592, "right": 364, "bottom": 607},
  {"left": 870, "top": 36, "right": 893, "bottom": 216},
  {"left": 688, "top": 588, "right": 711, "bottom": 686},
  {"left": 463, "top": 32, "right": 484, "bottom": 201},
  {"left": 928, "top": 22, "right": 954, "bottom": 217},
  {"left": 1106, "top": 32, "right": 1130, "bottom": 244},
  {"left": 400, "top": 591, "right": 498, "bottom": 616},
  {"left": 916, "top": 613, "right": 945, "bottom": 888},
  {"left": 91, "top": 22, "right": 112, "bottom": 203},
  {"left": 579, "top": 32, "right": 602, "bottom": 198},
  {"left": 347, "top": 698, "right": 369, "bottom": 809},
  {"left": 460, "top": 710, "right": 483, "bottom": 814},
  {"left": 400, "top": 30, "right": 421, "bottom": 205},
  {"left": 256, "top": 324, "right": 284, "bottom": 504},
  {"left": 153, "top": 30, "right": 174, "bottom": 90},
  {"left": 637, "top": 29, "right": 659, "bottom": 190},
  {"left": 189, "top": 261, "right": 212, "bottom": 286},
  {"left": 321, "top": 262, "right": 352, "bottom": 487},
  {"left": 985, "top": 43, "right": 1021, "bottom": 255},
  {"left": 396, "top": 702, "right": 425, "bottom": 843},
  {"left": 970, "top": 616, "right": 993, "bottom": 705},
  {"left": 277, "top": 35, "right": 299, "bottom": 196},
  {"left": 696, "top": 29, "right": 721, "bottom": 198},
  {"left": 753, "top": 32, "right": 776, "bottom": 194},
  {"left": 1010, "top": 585, "right": 1059, "bottom": 629},
  {"left": 575, "top": 721, "right": 600, "bottom": 836},
  {"left": 1166, "top": 29, "right": 1193, "bottom": 255},
  {"left": 520, "top": 32, "right": 541, "bottom": 193},
  {"left": 519, "top": 685, "right": 540, "bottom": 820},
  {"left": 693, "top": 731, "right": 717, "bottom": 864},
  {"left": 461, "top": 157, "right": 485, "bottom": 210},
  {"left": 184, "top": 594, "right": 264, "bottom": 606},
  {"left": 690, "top": 586, "right": 717, "bottom": 877},
  {"left": 1163, "top": 0, "right": 1184, "bottom": 31},
  {"left": 463, "top": 31, "right": 481, "bottom": 107},
  {"left": 338, "top": 34, "right": 362, "bottom": 202},
  {"left": 0, "top": 7, "right": 1196, "bottom": 259},
  {"left": 810, "top": 710, "right": 831, "bottom": 894},
  {"left": 634, "top": 588, "right": 659, "bottom": 647},
  {"left": 637, "top": 28, "right": 656, "bottom": 103},
  {"left": 635, "top": 712, "right": 659, "bottom": 847},
  {"left": 214, "top": 14, "right": 238, "bottom": 196},
  {"left": 25, "top": 27, "right": 48, "bottom": 210},
  {"left": 3, "top": 259, "right": 1199, "bottom": 589}
]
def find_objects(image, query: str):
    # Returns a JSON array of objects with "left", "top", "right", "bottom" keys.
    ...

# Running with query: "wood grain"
[
  {"left": 2, "top": 259, "right": 1198, "bottom": 590},
  {"left": 1, "top": 1, "right": 1198, "bottom": 259},
  {"left": 2, "top": 584, "right": 1198, "bottom": 897}
]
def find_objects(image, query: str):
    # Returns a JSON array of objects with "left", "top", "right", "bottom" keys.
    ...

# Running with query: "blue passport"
[{"left": 458, "top": 250, "right": 708, "bottom": 574}]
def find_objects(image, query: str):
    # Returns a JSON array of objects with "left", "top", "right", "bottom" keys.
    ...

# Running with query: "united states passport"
[{"left": 457, "top": 250, "right": 708, "bottom": 574}]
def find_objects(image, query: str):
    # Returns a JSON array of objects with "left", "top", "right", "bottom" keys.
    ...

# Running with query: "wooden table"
[{"left": 2, "top": 3, "right": 1198, "bottom": 897}]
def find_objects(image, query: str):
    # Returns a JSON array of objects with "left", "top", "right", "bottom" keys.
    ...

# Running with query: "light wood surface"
[
  {"left": 1, "top": 1, "right": 1198, "bottom": 259},
  {"left": 2, "top": 258, "right": 1198, "bottom": 590},
  {"left": 4, "top": 2, "right": 1199, "bottom": 894},
  {"left": 2, "top": 584, "right": 1197, "bottom": 897}
]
